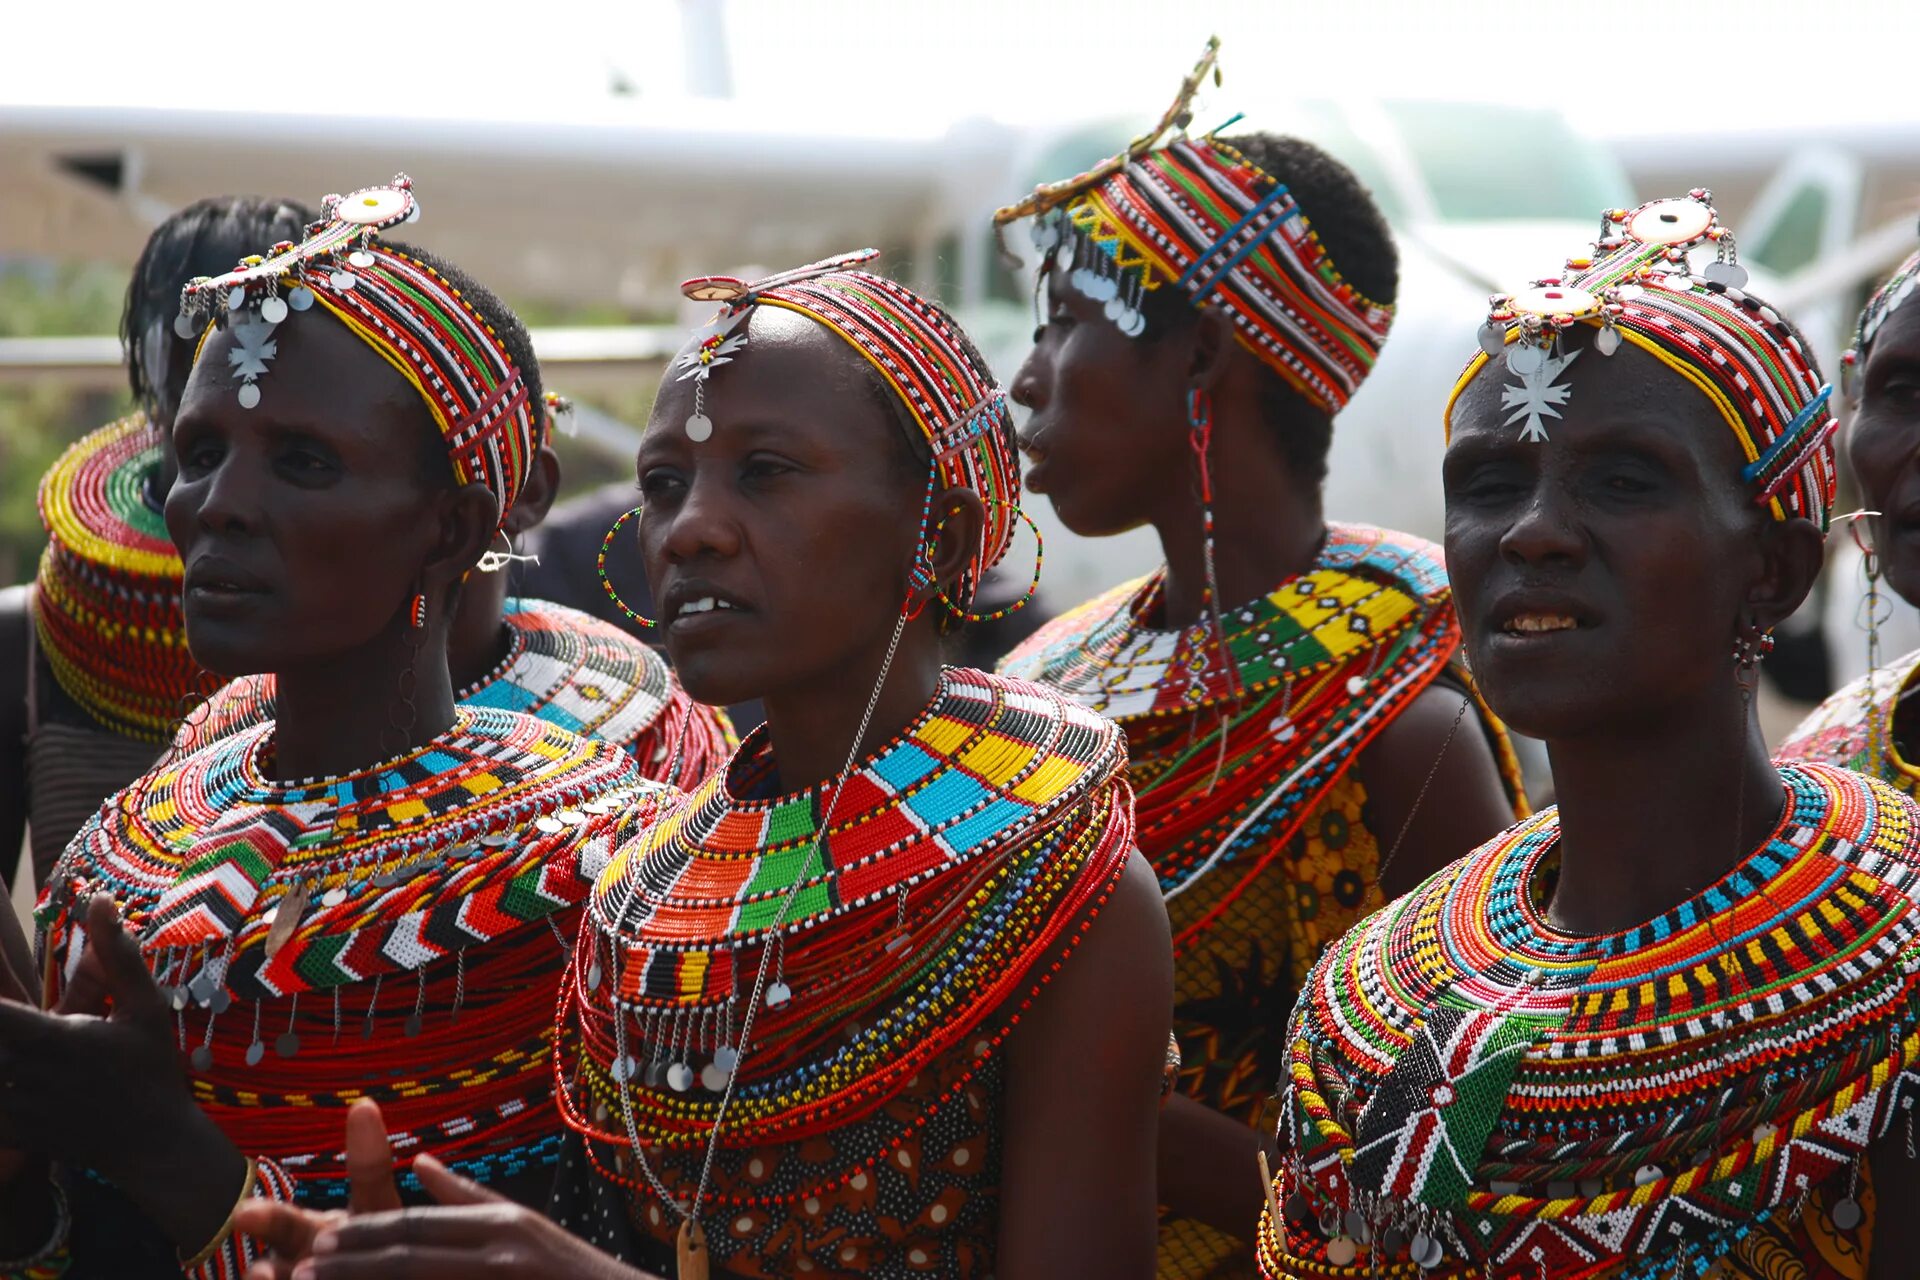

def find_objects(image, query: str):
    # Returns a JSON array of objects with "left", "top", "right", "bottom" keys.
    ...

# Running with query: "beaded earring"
[
  {"left": 1846, "top": 511, "right": 1889, "bottom": 765},
  {"left": 930, "top": 499, "right": 1044, "bottom": 624},
  {"left": 408, "top": 592, "right": 428, "bottom": 630},
  {"left": 1187, "top": 386, "right": 1241, "bottom": 698},
  {"left": 597, "top": 506, "right": 656, "bottom": 629}
]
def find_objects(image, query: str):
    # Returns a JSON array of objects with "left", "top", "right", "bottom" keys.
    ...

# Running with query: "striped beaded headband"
[
  {"left": 1841, "top": 228, "right": 1920, "bottom": 396},
  {"left": 989, "top": 37, "right": 1393, "bottom": 416},
  {"left": 178, "top": 175, "right": 536, "bottom": 533},
  {"left": 671, "top": 250, "right": 1023, "bottom": 598},
  {"left": 1444, "top": 191, "right": 1837, "bottom": 530}
]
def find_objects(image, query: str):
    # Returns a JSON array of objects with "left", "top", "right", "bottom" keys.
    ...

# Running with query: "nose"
[
  {"left": 1010, "top": 346, "right": 1047, "bottom": 415},
  {"left": 191, "top": 450, "right": 262, "bottom": 538},
  {"left": 657, "top": 468, "right": 742, "bottom": 566},
  {"left": 1498, "top": 480, "right": 1587, "bottom": 569}
]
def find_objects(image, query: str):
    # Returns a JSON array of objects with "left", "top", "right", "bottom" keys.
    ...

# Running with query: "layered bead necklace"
[
  {"left": 39, "top": 706, "right": 669, "bottom": 1201},
  {"left": 1258, "top": 762, "right": 1920, "bottom": 1279},
  {"left": 33, "top": 414, "right": 205, "bottom": 741},
  {"left": 558, "top": 667, "right": 1133, "bottom": 1229}
]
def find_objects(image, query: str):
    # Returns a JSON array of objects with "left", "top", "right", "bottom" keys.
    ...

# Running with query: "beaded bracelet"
[{"left": 0, "top": 1179, "right": 71, "bottom": 1280}]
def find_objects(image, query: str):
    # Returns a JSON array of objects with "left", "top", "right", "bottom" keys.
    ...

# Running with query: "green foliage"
[{"left": 0, "top": 261, "right": 132, "bottom": 585}]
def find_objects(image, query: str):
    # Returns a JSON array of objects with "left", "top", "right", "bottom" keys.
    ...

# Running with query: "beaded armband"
[
  {"left": 179, "top": 1157, "right": 294, "bottom": 1280},
  {"left": 0, "top": 1180, "right": 71, "bottom": 1280}
]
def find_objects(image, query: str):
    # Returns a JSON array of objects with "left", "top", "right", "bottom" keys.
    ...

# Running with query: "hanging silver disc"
[
  {"left": 237, "top": 383, "right": 262, "bottom": 409},
  {"left": 1830, "top": 1197, "right": 1863, "bottom": 1231},
  {"left": 1477, "top": 320, "right": 1507, "bottom": 357},
  {"left": 245, "top": 1040, "right": 265, "bottom": 1067},
  {"left": 275, "top": 1031, "right": 300, "bottom": 1058},
  {"left": 1595, "top": 326, "right": 1622, "bottom": 356},
  {"left": 1325, "top": 1236, "right": 1357, "bottom": 1266},
  {"left": 1506, "top": 343, "right": 1546, "bottom": 376},
  {"left": 260, "top": 296, "right": 289, "bottom": 324},
  {"left": 1411, "top": 1232, "right": 1444, "bottom": 1269},
  {"left": 1703, "top": 260, "right": 1749, "bottom": 289},
  {"left": 174, "top": 312, "right": 198, "bottom": 340},
  {"left": 713, "top": 1045, "right": 739, "bottom": 1072},
  {"left": 288, "top": 287, "right": 315, "bottom": 312},
  {"left": 765, "top": 981, "right": 791, "bottom": 1009},
  {"left": 667, "top": 1062, "right": 694, "bottom": 1092},
  {"left": 190, "top": 1045, "right": 214, "bottom": 1072},
  {"left": 210, "top": 988, "right": 232, "bottom": 1015},
  {"left": 685, "top": 413, "right": 714, "bottom": 443},
  {"left": 405, "top": 1013, "right": 424, "bottom": 1039},
  {"left": 700, "top": 1063, "right": 730, "bottom": 1092}
]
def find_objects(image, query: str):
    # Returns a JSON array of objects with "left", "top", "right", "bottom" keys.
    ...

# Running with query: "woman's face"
[
  {"left": 1010, "top": 279, "right": 1191, "bottom": 536},
  {"left": 168, "top": 310, "right": 453, "bottom": 677},
  {"left": 1846, "top": 301, "right": 1920, "bottom": 603},
  {"left": 634, "top": 307, "right": 931, "bottom": 708},
  {"left": 1442, "top": 332, "right": 1771, "bottom": 741}
]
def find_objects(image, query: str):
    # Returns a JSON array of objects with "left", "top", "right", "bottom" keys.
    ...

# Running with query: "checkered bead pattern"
[
  {"left": 1778, "top": 647, "right": 1920, "bottom": 802},
  {"left": 1257, "top": 762, "right": 1920, "bottom": 1279},
  {"left": 560, "top": 667, "right": 1134, "bottom": 1159},
  {"left": 171, "top": 598, "right": 732, "bottom": 789}
]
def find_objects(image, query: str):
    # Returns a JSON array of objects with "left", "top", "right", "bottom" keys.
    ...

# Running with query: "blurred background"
[{"left": 5, "top": 0, "right": 1920, "bottom": 792}]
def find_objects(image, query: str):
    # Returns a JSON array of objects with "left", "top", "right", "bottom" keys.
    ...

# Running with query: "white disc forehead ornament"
[
  {"left": 1507, "top": 284, "right": 1601, "bottom": 320},
  {"left": 323, "top": 177, "right": 420, "bottom": 230},
  {"left": 1625, "top": 196, "right": 1715, "bottom": 247}
]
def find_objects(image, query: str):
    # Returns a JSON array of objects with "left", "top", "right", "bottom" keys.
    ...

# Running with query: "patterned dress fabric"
[
  {"left": 1257, "top": 763, "right": 1919, "bottom": 1280},
  {"left": 38, "top": 707, "right": 670, "bottom": 1201},
  {"left": 1776, "top": 648, "right": 1920, "bottom": 794},
  {"left": 554, "top": 668, "right": 1138, "bottom": 1277},
  {"left": 1000, "top": 524, "right": 1525, "bottom": 1279},
  {"left": 170, "top": 597, "right": 731, "bottom": 789}
]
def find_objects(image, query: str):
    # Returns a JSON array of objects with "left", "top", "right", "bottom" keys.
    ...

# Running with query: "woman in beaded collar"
[
  {"left": 1778, "top": 235, "right": 1920, "bottom": 790},
  {"left": 0, "top": 195, "right": 314, "bottom": 891},
  {"left": 234, "top": 254, "right": 1173, "bottom": 1280},
  {"left": 1253, "top": 194, "right": 1920, "bottom": 1279},
  {"left": 0, "top": 180, "right": 670, "bottom": 1280},
  {"left": 990, "top": 42, "right": 1524, "bottom": 1274}
]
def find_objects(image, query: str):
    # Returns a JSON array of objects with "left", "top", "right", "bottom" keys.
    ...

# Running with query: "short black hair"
[
  {"left": 379, "top": 240, "right": 548, "bottom": 489},
  {"left": 1140, "top": 132, "right": 1398, "bottom": 485},
  {"left": 122, "top": 195, "right": 316, "bottom": 414}
]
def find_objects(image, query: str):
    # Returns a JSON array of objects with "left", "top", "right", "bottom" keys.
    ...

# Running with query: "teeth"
[
  {"left": 1508, "top": 614, "right": 1577, "bottom": 634},
  {"left": 677, "top": 597, "right": 736, "bottom": 618}
]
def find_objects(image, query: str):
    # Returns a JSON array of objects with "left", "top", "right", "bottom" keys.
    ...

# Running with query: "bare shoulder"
[{"left": 1011, "top": 847, "right": 1170, "bottom": 1059}]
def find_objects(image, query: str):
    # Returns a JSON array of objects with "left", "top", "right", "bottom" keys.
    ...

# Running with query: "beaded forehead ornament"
[
  {"left": 1448, "top": 190, "right": 1838, "bottom": 529},
  {"left": 665, "top": 249, "right": 1026, "bottom": 607},
  {"left": 989, "top": 37, "right": 1394, "bottom": 416},
  {"left": 1840, "top": 224, "right": 1920, "bottom": 396},
  {"left": 178, "top": 176, "right": 538, "bottom": 531}
]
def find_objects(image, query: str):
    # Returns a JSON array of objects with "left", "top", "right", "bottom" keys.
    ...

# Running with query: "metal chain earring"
[{"left": 598, "top": 506, "right": 656, "bottom": 629}]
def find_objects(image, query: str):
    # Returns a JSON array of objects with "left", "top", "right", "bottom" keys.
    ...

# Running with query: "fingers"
[
  {"left": 413, "top": 1154, "right": 506, "bottom": 1207},
  {"left": 293, "top": 1244, "right": 500, "bottom": 1280},
  {"left": 81, "top": 893, "right": 166, "bottom": 1021},
  {"left": 343, "top": 1100, "right": 401, "bottom": 1216},
  {"left": 313, "top": 1204, "right": 522, "bottom": 1256},
  {"left": 232, "top": 1199, "right": 342, "bottom": 1265}
]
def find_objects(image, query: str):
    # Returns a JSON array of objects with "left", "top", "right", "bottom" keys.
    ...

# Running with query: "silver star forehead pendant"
[{"left": 1501, "top": 348, "right": 1580, "bottom": 443}]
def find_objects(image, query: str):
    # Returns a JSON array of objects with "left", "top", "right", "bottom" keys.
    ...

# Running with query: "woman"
[
  {"left": 1254, "top": 193, "right": 1920, "bottom": 1279},
  {"left": 0, "top": 176, "right": 673, "bottom": 1280},
  {"left": 0, "top": 195, "right": 314, "bottom": 889},
  {"left": 168, "top": 421, "right": 732, "bottom": 784},
  {"left": 227, "top": 251, "right": 1174, "bottom": 1279},
  {"left": 990, "top": 41, "right": 1524, "bottom": 1274},
  {"left": 1778, "top": 236, "right": 1920, "bottom": 783}
]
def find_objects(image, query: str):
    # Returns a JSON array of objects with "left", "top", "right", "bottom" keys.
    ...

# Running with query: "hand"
[
  {"left": 0, "top": 894, "right": 247, "bottom": 1249},
  {"left": 286, "top": 1153, "right": 661, "bottom": 1280},
  {"left": 238, "top": 1100, "right": 400, "bottom": 1280}
]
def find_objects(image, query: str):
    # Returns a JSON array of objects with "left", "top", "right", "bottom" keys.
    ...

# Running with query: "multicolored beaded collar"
[
  {"left": 558, "top": 668, "right": 1133, "bottom": 1190},
  {"left": 170, "top": 598, "right": 733, "bottom": 788},
  {"left": 178, "top": 176, "right": 537, "bottom": 530},
  {"left": 32, "top": 414, "right": 204, "bottom": 741},
  {"left": 1258, "top": 762, "right": 1920, "bottom": 1279},
  {"left": 1001, "top": 526, "right": 1473, "bottom": 917},
  {"left": 38, "top": 706, "right": 668, "bottom": 1203},
  {"left": 1776, "top": 645, "right": 1920, "bottom": 798},
  {"left": 990, "top": 38, "right": 1393, "bottom": 415},
  {"left": 1447, "top": 191, "right": 1837, "bottom": 529}
]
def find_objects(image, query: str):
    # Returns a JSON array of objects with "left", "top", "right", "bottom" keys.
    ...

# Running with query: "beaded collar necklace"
[
  {"left": 1002, "top": 525, "right": 1471, "bottom": 917},
  {"left": 1777, "top": 650, "right": 1920, "bottom": 800},
  {"left": 1261, "top": 762, "right": 1920, "bottom": 1278},
  {"left": 33, "top": 414, "right": 205, "bottom": 741},
  {"left": 559, "top": 667, "right": 1132, "bottom": 1198}
]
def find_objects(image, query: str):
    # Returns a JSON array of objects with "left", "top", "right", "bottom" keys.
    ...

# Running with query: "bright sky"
[{"left": 6, "top": 0, "right": 1918, "bottom": 139}]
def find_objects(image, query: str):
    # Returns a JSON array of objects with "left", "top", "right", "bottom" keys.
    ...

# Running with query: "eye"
[
  {"left": 274, "top": 440, "right": 340, "bottom": 483},
  {"left": 638, "top": 466, "right": 686, "bottom": 501},
  {"left": 177, "top": 434, "right": 224, "bottom": 476},
  {"left": 740, "top": 455, "right": 797, "bottom": 485}
]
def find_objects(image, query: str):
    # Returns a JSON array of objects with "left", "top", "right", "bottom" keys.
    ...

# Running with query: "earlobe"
[{"left": 423, "top": 483, "right": 501, "bottom": 597}]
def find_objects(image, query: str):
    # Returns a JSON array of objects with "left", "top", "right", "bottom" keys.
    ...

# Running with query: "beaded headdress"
[
  {"left": 989, "top": 38, "right": 1394, "bottom": 416},
  {"left": 1841, "top": 225, "right": 1920, "bottom": 395},
  {"left": 669, "top": 250, "right": 1025, "bottom": 608},
  {"left": 178, "top": 176, "right": 538, "bottom": 532},
  {"left": 1446, "top": 191, "right": 1838, "bottom": 529}
]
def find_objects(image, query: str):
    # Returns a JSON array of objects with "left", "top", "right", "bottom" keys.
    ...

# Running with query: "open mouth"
[
  {"left": 1501, "top": 613, "right": 1580, "bottom": 636},
  {"left": 672, "top": 596, "right": 742, "bottom": 620}
]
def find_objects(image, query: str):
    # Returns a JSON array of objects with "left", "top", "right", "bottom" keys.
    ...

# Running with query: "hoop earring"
[
  {"left": 900, "top": 475, "right": 940, "bottom": 620},
  {"left": 598, "top": 506, "right": 656, "bottom": 629},
  {"left": 930, "top": 498, "right": 1044, "bottom": 624},
  {"left": 408, "top": 592, "right": 428, "bottom": 630}
]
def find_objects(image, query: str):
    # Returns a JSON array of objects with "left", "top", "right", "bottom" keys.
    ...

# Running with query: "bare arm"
[
  {"left": 1868, "top": 1141, "right": 1920, "bottom": 1280},
  {"left": 1155, "top": 1090, "right": 1274, "bottom": 1240},
  {"left": 998, "top": 849, "right": 1171, "bottom": 1280},
  {"left": 1358, "top": 681, "right": 1517, "bottom": 901}
]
